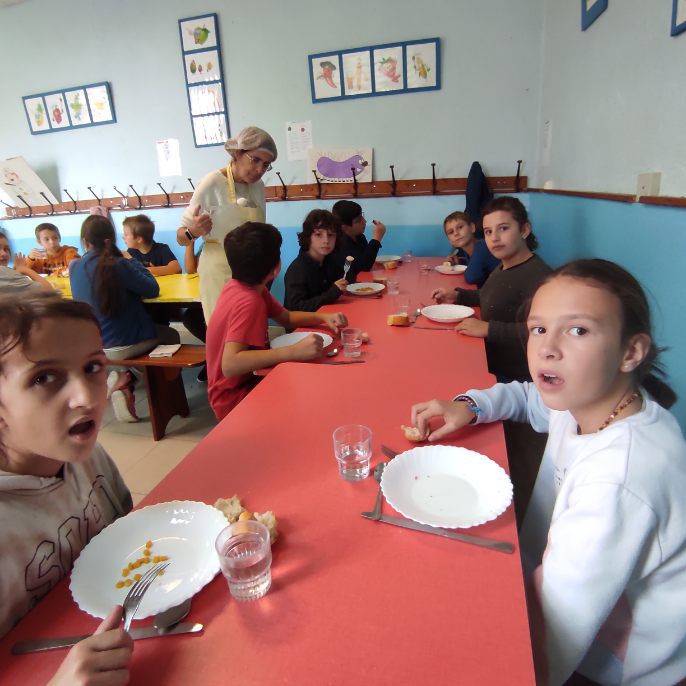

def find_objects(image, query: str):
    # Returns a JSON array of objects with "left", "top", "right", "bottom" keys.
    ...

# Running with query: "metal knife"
[
  {"left": 11, "top": 622, "right": 204, "bottom": 654},
  {"left": 361, "top": 512, "right": 515, "bottom": 554},
  {"left": 412, "top": 325, "right": 454, "bottom": 331},
  {"left": 319, "top": 359, "right": 366, "bottom": 365}
]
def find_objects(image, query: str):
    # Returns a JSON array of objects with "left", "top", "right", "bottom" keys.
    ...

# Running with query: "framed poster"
[
  {"left": 342, "top": 50, "right": 373, "bottom": 96},
  {"left": 406, "top": 39, "right": 439, "bottom": 90},
  {"left": 23, "top": 96, "right": 50, "bottom": 133},
  {"left": 310, "top": 54, "right": 343, "bottom": 101},
  {"left": 180, "top": 13, "right": 218, "bottom": 52},
  {"left": 373, "top": 46, "right": 404, "bottom": 92},
  {"left": 581, "top": 0, "right": 608, "bottom": 31},
  {"left": 64, "top": 88, "right": 91, "bottom": 126},
  {"left": 672, "top": 0, "right": 686, "bottom": 36}
]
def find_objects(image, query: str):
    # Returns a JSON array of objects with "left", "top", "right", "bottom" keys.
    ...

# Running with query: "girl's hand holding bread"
[
  {"left": 411, "top": 399, "right": 476, "bottom": 442},
  {"left": 431, "top": 288, "right": 457, "bottom": 304}
]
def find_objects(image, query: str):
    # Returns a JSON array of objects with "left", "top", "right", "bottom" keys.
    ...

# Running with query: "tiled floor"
[{"left": 100, "top": 329, "right": 216, "bottom": 506}]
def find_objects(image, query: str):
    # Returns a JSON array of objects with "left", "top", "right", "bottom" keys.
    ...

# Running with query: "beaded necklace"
[{"left": 597, "top": 390, "right": 640, "bottom": 432}]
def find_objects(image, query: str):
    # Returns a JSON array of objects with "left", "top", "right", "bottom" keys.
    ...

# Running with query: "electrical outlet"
[{"left": 636, "top": 172, "right": 661, "bottom": 198}]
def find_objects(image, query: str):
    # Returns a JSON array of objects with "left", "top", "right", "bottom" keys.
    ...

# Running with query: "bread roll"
[{"left": 387, "top": 314, "right": 410, "bottom": 326}]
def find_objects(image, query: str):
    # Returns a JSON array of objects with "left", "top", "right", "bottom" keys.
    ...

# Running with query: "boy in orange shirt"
[{"left": 25, "top": 223, "right": 80, "bottom": 275}]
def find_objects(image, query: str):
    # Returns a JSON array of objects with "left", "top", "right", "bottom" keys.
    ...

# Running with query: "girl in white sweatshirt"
[{"left": 412, "top": 259, "right": 686, "bottom": 686}]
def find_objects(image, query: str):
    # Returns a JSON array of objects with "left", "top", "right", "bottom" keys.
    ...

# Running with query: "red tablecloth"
[{"left": 0, "top": 258, "right": 535, "bottom": 685}]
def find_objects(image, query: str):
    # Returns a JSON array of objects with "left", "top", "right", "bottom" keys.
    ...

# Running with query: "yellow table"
[{"left": 48, "top": 273, "right": 200, "bottom": 303}]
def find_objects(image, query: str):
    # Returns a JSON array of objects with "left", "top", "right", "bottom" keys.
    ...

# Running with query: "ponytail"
[{"left": 81, "top": 216, "right": 123, "bottom": 318}]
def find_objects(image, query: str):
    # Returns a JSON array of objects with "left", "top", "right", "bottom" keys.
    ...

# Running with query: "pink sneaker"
[{"left": 111, "top": 382, "right": 139, "bottom": 423}]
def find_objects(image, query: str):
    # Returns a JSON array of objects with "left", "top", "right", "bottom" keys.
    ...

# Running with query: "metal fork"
[
  {"left": 342, "top": 257, "right": 353, "bottom": 281},
  {"left": 122, "top": 562, "right": 169, "bottom": 631}
]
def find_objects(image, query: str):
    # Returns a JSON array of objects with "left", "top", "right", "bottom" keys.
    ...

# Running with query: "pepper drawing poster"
[
  {"left": 373, "top": 46, "right": 404, "bottom": 92},
  {"left": 311, "top": 54, "right": 342, "bottom": 100},
  {"left": 342, "top": 51, "right": 372, "bottom": 96},
  {"left": 306, "top": 148, "right": 373, "bottom": 184}
]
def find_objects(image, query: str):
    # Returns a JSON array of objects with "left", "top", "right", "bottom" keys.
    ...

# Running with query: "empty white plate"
[
  {"left": 420, "top": 304, "right": 474, "bottom": 323},
  {"left": 270, "top": 331, "right": 333, "bottom": 348}
]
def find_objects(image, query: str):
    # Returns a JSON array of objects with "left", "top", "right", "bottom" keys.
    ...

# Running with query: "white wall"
[
  {"left": 0, "top": 0, "right": 544, "bottom": 202},
  {"left": 535, "top": 0, "right": 686, "bottom": 195}
]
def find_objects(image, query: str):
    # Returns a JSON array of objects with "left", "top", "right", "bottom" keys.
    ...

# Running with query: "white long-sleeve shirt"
[{"left": 466, "top": 382, "right": 686, "bottom": 686}]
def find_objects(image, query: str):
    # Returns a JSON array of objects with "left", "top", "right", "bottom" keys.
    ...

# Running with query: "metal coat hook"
[
  {"left": 276, "top": 172, "right": 288, "bottom": 200},
  {"left": 113, "top": 186, "right": 128, "bottom": 208},
  {"left": 431, "top": 163, "right": 437, "bottom": 195},
  {"left": 1, "top": 200, "right": 16, "bottom": 217},
  {"left": 17, "top": 195, "right": 33, "bottom": 217},
  {"left": 129, "top": 185, "right": 143, "bottom": 209},
  {"left": 515, "top": 160, "right": 522, "bottom": 192},
  {"left": 40, "top": 192, "right": 55, "bottom": 215},
  {"left": 351, "top": 167, "right": 359, "bottom": 197},
  {"left": 188, "top": 177, "right": 195, "bottom": 190},
  {"left": 64, "top": 189, "right": 78, "bottom": 213},
  {"left": 390, "top": 165, "right": 397, "bottom": 196},
  {"left": 312, "top": 170, "right": 322, "bottom": 199},
  {"left": 157, "top": 183, "right": 171, "bottom": 207},
  {"left": 87, "top": 186, "right": 101, "bottom": 203}
]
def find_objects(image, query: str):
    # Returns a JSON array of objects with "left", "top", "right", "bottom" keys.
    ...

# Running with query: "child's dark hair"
[
  {"left": 0, "top": 230, "right": 8, "bottom": 243},
  {"left": 481, "top": 196, "right": 538, "bottom": 251},
  {"left": 332, "top": 200, "right": 362, "bottom": 227},
  {"left": 443, "top": 211, "right": 474, "bottom": 231},
  {"left": 0, "top": 291, "right": 100, "bottom": 372},
  {"left": 123, "top": 215, "right": 155, "bottom": 244},
  {"left": 535, "top": 259, "right": 676, "bottom": 409},
  {"left": 224, "top": 222, "right": 282, "bottom": 286},
  {"left": 34, "top": 222, "right": 61, "bottom": 241},
  {"left": 298, "top": 209, "right": 342, "bottom": 250},
  {"left": 81, "top": 215, "right": 124, "bottom": 317}
]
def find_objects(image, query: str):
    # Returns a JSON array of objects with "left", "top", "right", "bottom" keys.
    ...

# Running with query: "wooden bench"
[{"left": 108, "top": 345, "right": 206, "bottom": 440}]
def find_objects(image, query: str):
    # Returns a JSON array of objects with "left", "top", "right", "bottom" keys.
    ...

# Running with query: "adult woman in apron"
[{"left": 177, "top": 126, "right": 277, "bottom": 321}]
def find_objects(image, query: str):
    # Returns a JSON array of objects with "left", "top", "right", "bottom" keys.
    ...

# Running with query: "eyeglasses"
[{"left": 244, "top": 152, "right": 273, "bottom": 172}]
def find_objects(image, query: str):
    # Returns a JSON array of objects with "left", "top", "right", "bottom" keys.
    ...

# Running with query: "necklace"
[{"left": 597, "top": 391, "right": 640, "bottom": 432}]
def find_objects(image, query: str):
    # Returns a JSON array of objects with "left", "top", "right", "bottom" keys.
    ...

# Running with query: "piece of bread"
[
  {"left": 214, "top": 495, "right": 245, "bottom": 523},
  {"left": 372, "top": 275, "right": 387, "bottom": 284},
  {"left": 387, "top": 314, "right": 410, "bottom": 326},
  {"left": 383, "top": 261, "right": 398, "bottom": 270},
  {"left": 442, "top": 261, "right": 452, "bottom": 268},
  {"left": 401, "top": 425, "right": 424, "bottom": 442},
  {"left": 360, "top": 331, "right": 370, "bottom": 343}
]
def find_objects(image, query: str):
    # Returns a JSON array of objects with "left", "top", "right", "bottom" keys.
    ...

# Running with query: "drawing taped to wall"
[
  {"left": 307, "top": 148, "right": 373, "bottom": 183},
  {"left": 373, "top": 46, "right": 403, "bottom": 92},
  {"left": 342, "top": 51, "right": 372, "bottom": 95},
  {"left": 180, "top": 14, "right": 218, "bottom": 52}
]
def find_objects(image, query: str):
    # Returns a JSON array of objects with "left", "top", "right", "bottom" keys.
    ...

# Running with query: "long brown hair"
[
  {"left": 532, "top": 259, "right": 676, "bottom": 408},
  {"left": 481, "top": 196, "right": 538, "bottom": 251},
  {"left": 81, "top": 215, "right": 123, "bottom": 317}
]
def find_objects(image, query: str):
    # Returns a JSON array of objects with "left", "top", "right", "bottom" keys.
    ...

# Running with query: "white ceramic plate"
[
  {"left": 375, "top": 255, "right": 402, "bottom": 264},
  {"left": 346, "top": 282, "right": 385, "bottom": 296},
  {"left": 70, "top": 500, "right": 229, "bottom": 619},
  {"left": 421, "top": 304, "right": 474, "bottom": 323},
  {"left": 271, "top": 331, "right": 333, "bottom": 348},
  {"left": 435, "top": 264, "right": 467, "bottom": 275},
  {"left": 381, "top": 446, "right": 513, "bottom": 528}
]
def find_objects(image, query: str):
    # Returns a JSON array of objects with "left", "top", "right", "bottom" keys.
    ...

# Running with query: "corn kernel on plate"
[{"left": 70, "top": 500, "right": 228, "bottom": 619}]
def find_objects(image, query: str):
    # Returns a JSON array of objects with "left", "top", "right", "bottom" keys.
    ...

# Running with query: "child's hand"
[
  {"left": 47, "top": 605, "right": 133, "bottom": 686},
  {"left": 28, "top": 248, "right": 45, "bottom": 260},
  {"left": 431, "top": 288, "right": 457, "bottom": 304},
  {"left": 372, "top": 220, "right": 386, "bottom": 242},
  {"left": 191, "top": 205, "right": 213, "bottom": 237},
  {"left": 334, "top": 278, "right": 349, "bottom": 292},
  {"left": 290, "top": 333, "right": 324, "bottom": 361},
  {"left": 455, "top": 317, "right": 489, "bottom": 338},
  {"left": 411, "top": 399, "right": 475, "bottom": 442},
  {"left": 13, "top": 252, "right": 27, "bottom": 269},
  {"left": 322, "top": 312, "right": 348, "bottom": 334}
]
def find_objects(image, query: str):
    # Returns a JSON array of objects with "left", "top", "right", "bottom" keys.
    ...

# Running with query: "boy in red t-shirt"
[{"left": 206, "top": 222, "right": 347, "bottom": 420}]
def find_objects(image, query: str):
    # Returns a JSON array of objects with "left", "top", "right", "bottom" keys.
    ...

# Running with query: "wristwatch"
[{"left": 184, "top": 228, "right": 196, "bottom": 242}]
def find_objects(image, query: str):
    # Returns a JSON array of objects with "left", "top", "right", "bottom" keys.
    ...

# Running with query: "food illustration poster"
[
  {"left": 24, "top": 96, "right": 50, "bottom": 132},
  {"left": 180, "top": 15, "right": 218, "bottom": 52},
  {"left": 64, "top": 89, "right": 91, "bottom": 125},
  {"left": 188, "top": 83, "right": 224, "bottom": 115},
  {"left": 342, "top": 51, "right": 372, "bottom": 95},
  {"left": 45, "top": 93, "right": 70, "bottom": 129},
  {"left": 306, "top": 148, "right": 373, "bottom": 184},
  {"left": 373, "top": 47, "right": 403, "bottom": 92},
  {"left": 0, "top": 156, "right": 59, "bottom": 206},
  {"left": 185, "top": 49, "right": 221, "bottom": 84},
  {"left": 86, "top": 85, "right": 113, "bottom": 123},
  {"left": 407, "top": 42, "right": 438, "bottom": 89},
  {"left": 192, "top": 114, "right": 227, "bottom": 146},
  {"left": 311, "top": 54, "right": 341, "bottom": 100}
]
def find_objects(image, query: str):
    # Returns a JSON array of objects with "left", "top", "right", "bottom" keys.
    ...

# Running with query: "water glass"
[
  {"left": 341, "top": 327, "right": 362, "bottom": 357},
  {"left": 215, "top": 520, "right": 272, "bottom": 601},
  {"left": 402, "top": 250, "right": 413, "bottom": 263},
  {"left": 387, "top": 278, "right": 400, "bottom": 296},
  {"left": 332, "top": 424, "right": 372, "bottom": 481},
  {"left": 393, "top": 295, "right": 410, "bottom": 316}
]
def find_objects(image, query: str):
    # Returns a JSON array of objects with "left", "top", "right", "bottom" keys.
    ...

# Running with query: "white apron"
[{"left": 197, "top": 165, "right": 264, "bottom": 321}]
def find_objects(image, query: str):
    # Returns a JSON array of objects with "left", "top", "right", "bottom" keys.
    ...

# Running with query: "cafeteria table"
[{"left": 1, "top": 258, "right": 535, "bottom": 685}]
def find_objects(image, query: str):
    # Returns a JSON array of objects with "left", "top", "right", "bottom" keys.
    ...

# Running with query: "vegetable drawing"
[
  {"left": 317, "top": 60, "right": 338, "bottom": 89},
  {"left": 412, "top": 54, "right": 430, "bottom": 80},
  {"left": 316, "top": 154, "right": 368, "bottom": 181},
  {"left": 378, "top": 56, "right": 400, "bottom": 83}
]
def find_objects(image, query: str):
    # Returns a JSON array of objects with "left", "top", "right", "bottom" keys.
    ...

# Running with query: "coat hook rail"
[
  {"left": 188, "top": 177, "right": 195, "bottom": 190},
  {"left": 157, "top": 183, "right": 171, "bottom": 207},
  {"left": 64, "top": 189, "right": 78, "bottom": 213},
  {"left": 16, "top": 195, "right": 32, "bottom": 217},
  {"left": 276, "top": 172, "right": 288, "bottom": 200},
  {"left": 87, "top": 186, "right": 101, "bottom": 203},
  {"left": 312, "top": 170, "right": 322, "bottom": 199},
  {"left": 129, "top": 185, "right": 142, "bottom": 209},
  {"left": 113, "top": 186, "right": 128, "bottom": 207},
  {"left": 40, "top": 192, "right": 55, "bottom": 215}
]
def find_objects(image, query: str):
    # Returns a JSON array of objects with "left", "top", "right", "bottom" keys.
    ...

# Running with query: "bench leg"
[{"left": 140, "top": 367, "right": 190, "bottom": 440}]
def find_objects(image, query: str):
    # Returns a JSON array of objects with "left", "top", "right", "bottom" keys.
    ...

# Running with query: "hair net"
[{"left": 224, "top": 126, "right": 277, "bottom": 161}]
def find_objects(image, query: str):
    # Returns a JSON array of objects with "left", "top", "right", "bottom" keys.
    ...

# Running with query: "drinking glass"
[
  {"left": 215, "top": 520, "right": 272, "bottom": 601},
  {"left": 402, "top": 250, "right": 413, "bottom": 263},
  {"left": 332, "top": 424, "right": 372, "bottom": 481},
  {"left": 341, "top": 327, "right": 362, "bottom": 357},
  {"left": 393, "top": 295, "right": 410, "bottom": 316},
  {"left": 387, "top": 278, "right": 400, "bottom": 296}
]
